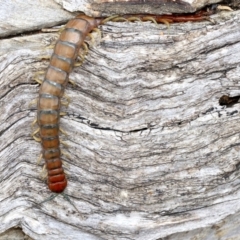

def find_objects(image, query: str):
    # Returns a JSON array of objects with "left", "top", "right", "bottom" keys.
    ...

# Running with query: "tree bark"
[{"left": 1, "top": 1, "right": 240, "bottom": 239}]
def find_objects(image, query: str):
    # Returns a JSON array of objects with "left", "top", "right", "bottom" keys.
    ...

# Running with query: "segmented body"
[
  {"left": 37, "top": 15, "right": 102, "bottom": 193},
  {"left": 37, "top": 11, "right": 212, "bottom": 193}
]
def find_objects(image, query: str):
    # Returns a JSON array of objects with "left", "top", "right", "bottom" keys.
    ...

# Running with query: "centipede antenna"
[
  {"left": 26, "top": 194, "right": 60, "bottom": 212},
  {"left": 62, "top": 193, "right": 83, "bottom": 217},
  {"left": 39, "top": 194, "right": 58, "bottom": 205}
]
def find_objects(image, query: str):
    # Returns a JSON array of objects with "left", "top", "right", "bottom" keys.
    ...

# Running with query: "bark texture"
[
  {"left": 1, "top": 0, "right": 240, "bottom": 239},
  {"left": 57, "top": 0, "right": 223, "bottom": 16}
]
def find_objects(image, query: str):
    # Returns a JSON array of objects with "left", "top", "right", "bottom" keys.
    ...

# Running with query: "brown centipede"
[
  {"left": 35, "top": 10, "right": 214, "bottom": 194},
  {"left": 36, "top": 15, "right": 103, "bottom": 193}
]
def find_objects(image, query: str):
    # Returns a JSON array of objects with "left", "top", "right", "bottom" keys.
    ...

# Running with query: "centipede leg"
[
  {"left": 32, "top": 136, "right": 41, "bottom": 142},
  {"left": 142, "top": 16, "right": 158, "bottom": 24},
  {"left": 62, "top": 160, "right": 69, "bottom": 169},
  {"left": 32, "top": 128, "right": 41, "bottom": 142},
  {"left": 41, "top": 164, "right": 48, "bottom": 179},
  {"left": 61, "top": 94, "right": 70, "bottom": 106},
  {"left": 157, "top": 19, "right": 171, "bottom": 28},
  {"left": 60, "top": 140, "right": 69, "bottom": 147},
  {"left": 82, "top": 42, "right": 89, "bottom": 55},
  {"left": 127, "top": 17, "right": 141, "bottom": 22},
  {"left": 75, "top": 43, "right": 89, "bottom": 67},
  {"left": 60, "top": 128, "right": 68, "bottom": 136},
  {"left": 92, "top": 27, "right": 101, "bottom": 35},
  {"left": 45, "top": 45, "right": 55, "bottom": 49},
  {"left": 87, "top": 28, "right": 101, "bottom": 45},
  {"left": 88, "top": 28, "right": 101, "bottom": 41},
  {"left": 112, "top": 17, "right": 129, "bottom": 22},
  {"left": 29, "top": 99, "right": 38, "bottom": 108},
  {"left": 61, "top": 150, "right": 70, "bottom": 160},
  {"left": 60, "top": 112, "right": 66, "bottom": 116},
  {"left": 31, "top": 118, "right": 37, "bottom": 127},
  {"left": 61, "top": 100, "right": 69, "bottom": 107},
  {"left": 75, "top": 54, "right": 85, "bottom": 67},
  {"left": 68, "top": 79, "right": 76, "bottom": 86},
  {"left": 78, "top": 52, "right": 85, "bottom": 62},
  {"left": 41, "top": 27, "right": 63, "bottom": 33},
  {"left": 33, "top": 71, "right": 45, "bottom": 84},
  {"left": 38, "top": 55, "right": 51, "bottom": 60},
  {"left": 101, "top": 15, "right": 119, "bottom": 24},
  {"left": 74, "top": 63, "right": 82, "bottom": 67},
  {"left": 37, "top": 154, "right": 43, "bottom": 165}
]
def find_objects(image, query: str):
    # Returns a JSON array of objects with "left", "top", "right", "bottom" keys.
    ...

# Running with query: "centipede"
[{"left": 34, "top": 9, "right": 215, "bottom": 194}]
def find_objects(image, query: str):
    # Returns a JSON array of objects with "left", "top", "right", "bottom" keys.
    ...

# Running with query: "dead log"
[{"left": 1, "top": 0, "right": 240, "bottom": 239}]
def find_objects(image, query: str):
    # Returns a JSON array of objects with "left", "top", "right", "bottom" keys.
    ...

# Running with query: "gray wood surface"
[
  {"left": 1, "top": 0, "right": 240, "bottom": 239},
  {"left": 58, "top": 0, "right": 223, "bottom": 16},
  {"left": 0, "top": 0, "right": 74, "bottom": 37}
]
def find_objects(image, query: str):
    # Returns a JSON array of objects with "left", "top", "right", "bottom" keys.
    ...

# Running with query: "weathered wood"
[
  {"left": 1, "top": 2, "right": 240, "bottom": 240},
  {"left": 57, "top": 0, "right": 223, "bottom": 16},
  {"left": 0, "top": 228, "right": 33, "bottom": 240},
  {"left": 0, "top": 0, "right": 74, "bottom": 37}
]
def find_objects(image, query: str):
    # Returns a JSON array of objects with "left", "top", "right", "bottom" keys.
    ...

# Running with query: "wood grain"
[
  {"left": 0, "top": 0, "right": 74, "bottom": 37},
  {"left": 57, "top": 0, "right": 223, "bottom": 16},
  {"left": 1, "top": 3, "right": 240, "bottom": 240}
]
